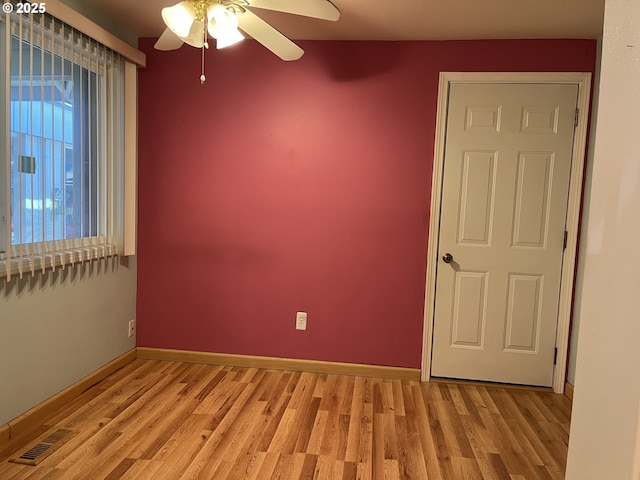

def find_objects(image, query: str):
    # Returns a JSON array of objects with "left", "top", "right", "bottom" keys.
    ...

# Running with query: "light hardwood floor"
[{"left": 0, "top": 359, "right": 572, "bottom": 479}]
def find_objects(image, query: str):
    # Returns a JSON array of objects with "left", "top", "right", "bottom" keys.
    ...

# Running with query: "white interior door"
[{"left": 430, "top": 83, "right": 579, "bottom": 387}]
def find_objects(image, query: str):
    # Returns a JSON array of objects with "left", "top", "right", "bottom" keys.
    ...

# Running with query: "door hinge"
[
  {"left": 563, "top": 231, "right": 568, "bottom": 250},
  {"left": 554, "top": 347, "right": 558, "bottom": 365},
  {"left": 574, "top": 108, "right": 579, "bottom": 128}
]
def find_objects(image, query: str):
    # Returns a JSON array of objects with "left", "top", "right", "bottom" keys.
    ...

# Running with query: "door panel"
[
  {"left": 451, "top": 270, "right": 488, "bottom": 348},
  {"left": 458, "top": 151, "right": 497, "bottom": 245},
  {"left": 431, "top": 83, "right": 578, "bottom": 387},
  {"left": 512, "top": 152, "right": 554, "bottom": 248},
  {"left": 504, "top": 273, "right": 542, "bottom": 352}
]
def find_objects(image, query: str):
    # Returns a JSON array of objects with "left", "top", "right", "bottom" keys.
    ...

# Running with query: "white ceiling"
[{"left": 83, "top": 0, "right": 604, "bottom": 41}]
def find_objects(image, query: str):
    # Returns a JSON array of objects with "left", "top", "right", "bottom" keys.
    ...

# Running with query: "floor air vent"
[{"left": 9, "top": 428, "right": 78, "bottom": 466}]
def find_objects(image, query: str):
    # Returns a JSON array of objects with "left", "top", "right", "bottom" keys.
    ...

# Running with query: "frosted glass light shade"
[
  {"left": 215, "top": 28, "right": 244, "bottom": 49},
  {"left": 162, "top": 1, "right": 196, "bottom": 38},
  {"left": 207, "top": 4, "right": 243, "bottom": 49},
  {"left": 182, "top": 20, "right": 205, "bottom": 48}
]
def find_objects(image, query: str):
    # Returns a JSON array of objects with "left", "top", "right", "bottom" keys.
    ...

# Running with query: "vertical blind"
[{"left": 0, "top": 10, "right": 125, "bottom": 280}]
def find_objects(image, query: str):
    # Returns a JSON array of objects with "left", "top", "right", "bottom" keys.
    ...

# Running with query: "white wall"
[
  {"left": 566, "top": 38, "right": 602, "bottom": 386},
  {"left": 0, "top": 258, "right": 136, "bottom": 426},
  {"left": 565, "top": 0, "right": 640, "bottom": 477}
]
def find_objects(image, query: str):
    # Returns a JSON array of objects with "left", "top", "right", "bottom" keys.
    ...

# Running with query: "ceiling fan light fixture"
[
  {"left": 214, "top": 28, "right": 244, "bottom": 49},
  {"left": 182, "top": 19, "right": 206, "bottom": 48},
  {"left": 155, "top": 0, "right": 341, "bottom": 83},
  {"left": 162, "top": 1, "right": 197, "bottom": 38},
  {"left": 206, "top": 4, "right": 244, "bottom": 49}
]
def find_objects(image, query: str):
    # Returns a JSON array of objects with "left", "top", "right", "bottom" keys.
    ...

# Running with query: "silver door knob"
[{"left": 442, "top": 253, "right": 453, "bottom": 263}]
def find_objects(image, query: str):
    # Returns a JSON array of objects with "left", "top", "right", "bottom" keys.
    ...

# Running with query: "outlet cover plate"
[
  {"left": 128, "top": 319, "right": 135, "bottom": 338},
  {"left": 296, "top": 312, "right": 307, "bottom": 331}
]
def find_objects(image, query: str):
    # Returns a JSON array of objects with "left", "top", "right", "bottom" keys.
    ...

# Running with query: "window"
[{"left": 0, "top": 10, "right": 125, "bottom": 279}]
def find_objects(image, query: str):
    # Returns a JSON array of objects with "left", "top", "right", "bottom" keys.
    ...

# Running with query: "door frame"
[{"left": 421, "top": 72, "right": 592, "bottom": 393}]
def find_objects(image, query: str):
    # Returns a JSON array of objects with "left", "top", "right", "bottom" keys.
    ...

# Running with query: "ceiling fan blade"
[
  {"left": 154, "top": 28, "right": 184, "bottom": 51},
  {"left": 247, "top": 0, "right": 339, "bottom": 21},
  {"left": 237, "top": 10, "right": 304, "bottom": 61}
]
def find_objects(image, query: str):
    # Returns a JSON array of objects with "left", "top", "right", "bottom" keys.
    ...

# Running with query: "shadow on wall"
[
  {"left": 314, "top": 41, "right": 408, "bottom": 81},
  {"left": 156, "top": 240, "right": 276, "bottom": 267},
  {"left": 1, "top": 256, "right": 129, "bottom": 300}
]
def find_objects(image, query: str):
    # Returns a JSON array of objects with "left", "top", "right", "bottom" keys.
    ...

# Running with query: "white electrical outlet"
[
  {"left": 296, "top": 312, "right": 307, "bottom": 331},
  {"left": 128, "top": 319, "right": 135, "bottom": 338}
]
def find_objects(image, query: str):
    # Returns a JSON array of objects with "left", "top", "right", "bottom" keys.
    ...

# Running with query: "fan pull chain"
[
  {"left": 201, "top": 45, "right": 206, "bottom": 84},
  {"left": 201, "top": 25, "right": 208, "bottom": 84}
]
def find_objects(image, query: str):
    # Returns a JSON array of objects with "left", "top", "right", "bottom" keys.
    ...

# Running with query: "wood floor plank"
[
  {"left": 253, "top": 452, "right": 281, "bottom": 479},
  {"left": 490, "top": 388, "right": 566, "bottom": 472},
  {"left": 294, "top": 397, "right": 321, "bottom": 454},
  {"left": 0, "top": 360, "right": 573, "bottom": 480},
  {"left": 267, "top": 407, "right": 299, "bottom": 455},
  {"left": 319, "top": 376, "right": 350, "bottom": 458},
  {"left": 383, "top": 408, "right": 399, "bottom": 461},
  {"left": 7, "top": 466, "right": 61, "bottom": 480},
  {"left": 268, "top": 453, "right": 288, "bottom": 480},
  {"left": 281, "top": 452, "right": 306, "bottom": 479},
  {"left": 357, "top": 403, "right": 373, "bottom": 468},
  {"left": 328, "top": 459, "right": 344, "bottom": 480},
  {"left": 146, "top": 413, "right": 212, "bottom": 478},
  {"left": 179, "top": 383, "right": 259, "bottom": 478},
  {"left": 456, "top": 395, "right": 504, "bottom": 477},
  {"left": 340, "top": 378, "right": 355, "bottom": 417},
  {"left": 435, "top": 384, "right": 475, "bottom": 459},
  {"left": 312, "top": 454, "right": 332, "bottom": 479},
  {"left": 121, "top": 460, "right": 165, "bottom": 480},
  {"left": 243, "top": 451, "right": 268, "bottom": 480},
  {"left": 301, "top": 453, "right": 319, "bottom": 480},
  {"left": 104, "top": 457, "right": 136, "bottom": 480},
  {"left": 344, "top": 377, "right": 365, "bottom": 463},
  {"left": 224, "top": 420, "right": 270, "bottom": 480},
  {"left": 356, "top": 462, "right": 371, "bottom": 480},
  {"left": 492, "top": 413, "right": 545, "bottom": 474},
  {"left": 411, "top": 384, "right": 444, "bottom": 480},
  {"left": 371, "top": 413, "right": 385, "bottom": 480},
  {"left": 77, "top": 395, "right": 197, "bottom": 478},
  {"left": 305, "top": 409, "right": 328, "bottom": 456},
  {"left": 383, "top": 458, "right": 400, "bottom": 480},
  {"left": 391, "top": 380, "right": 406, "bottom": 417},
  {"left": 394, "top": 414, "right": 427, "bottom": 480},
  {"left": 288, "top": 373, "right": 317, "bottom": 411}
]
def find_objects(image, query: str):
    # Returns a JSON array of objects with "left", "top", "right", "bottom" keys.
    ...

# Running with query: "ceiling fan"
[{"left": 155, "top": 0, "right": 340, "bottom": 82}]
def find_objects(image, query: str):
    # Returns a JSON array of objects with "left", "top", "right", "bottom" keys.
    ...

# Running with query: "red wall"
[{"left": 137, "top": 39, "right": 596, "bottom": 369}]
